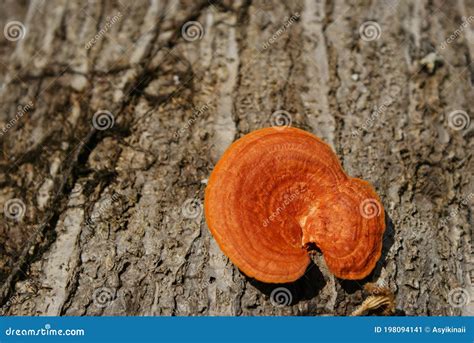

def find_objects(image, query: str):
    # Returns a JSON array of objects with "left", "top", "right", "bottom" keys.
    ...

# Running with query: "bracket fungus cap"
[{"left": 205, "top": 127, "right": 385, "bottom": 283}]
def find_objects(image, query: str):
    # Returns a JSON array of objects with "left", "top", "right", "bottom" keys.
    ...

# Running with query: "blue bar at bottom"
[{"left": 0, "top": 316, "right": 473, "bottom": 343}]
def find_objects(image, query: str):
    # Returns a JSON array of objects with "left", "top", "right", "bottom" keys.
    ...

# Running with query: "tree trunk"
[{"left": 0, "top": 0, "right": 472, "bottom": 316}]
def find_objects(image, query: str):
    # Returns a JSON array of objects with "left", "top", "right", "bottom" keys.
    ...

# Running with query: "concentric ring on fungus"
[{"left": 204, "top": 127, "right": 385, "bottom": 283}]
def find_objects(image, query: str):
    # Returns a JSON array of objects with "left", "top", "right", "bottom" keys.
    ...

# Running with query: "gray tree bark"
[{"left": 0, "top": 0, "right": 472, "bottom": 316}]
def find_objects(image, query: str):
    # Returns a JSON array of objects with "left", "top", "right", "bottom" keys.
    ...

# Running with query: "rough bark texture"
[{"left": 0, "top": 0, "right": 472, "bottom": 316}]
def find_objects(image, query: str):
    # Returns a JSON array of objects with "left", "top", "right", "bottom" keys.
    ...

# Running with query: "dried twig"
[{"left": 350, "top": 281, "right": 395, "bottom": 316}]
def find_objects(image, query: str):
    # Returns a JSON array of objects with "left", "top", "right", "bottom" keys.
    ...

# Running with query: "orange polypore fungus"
[{"left": 205, "top": 127, "right": 385, "bottom": 283}]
